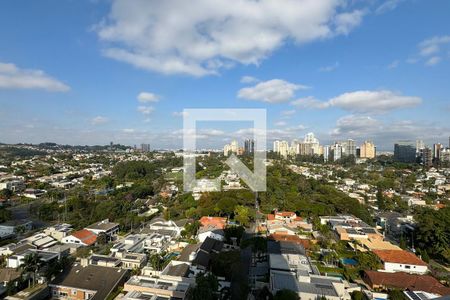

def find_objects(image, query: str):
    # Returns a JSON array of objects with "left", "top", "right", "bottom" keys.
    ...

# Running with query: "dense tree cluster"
[
  {"left": 259, "top": 164, "right": 372, "bottom": 223},
  {"left": 414, "top": 206, "right": 450, "bottom": 264}
]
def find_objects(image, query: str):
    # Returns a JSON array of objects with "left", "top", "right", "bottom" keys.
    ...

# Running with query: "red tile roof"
[
  {"left": 72, "top": 229, "right": 97, "bottom": 246},
  {"left": 199, "top": 216, "right": 227, "bottom": 229},
  {"left": 372, "top": 250, "right": 427, "bottom": 266},
  {"left": 269, "top": 233, "right": 311, "bottom": 249},
  {"left": 267, "top": 214, "right": 275, "bottom": 220},
  {"left": 364, "top": 271, "right": 450, "bottom": 296},
  {"left": 276, "top": 211, "right": 296, "bottom": 217}
]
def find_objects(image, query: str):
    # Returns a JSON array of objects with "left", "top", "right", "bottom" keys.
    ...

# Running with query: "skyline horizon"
[{"left": 2, "top": 133, "right": 450, "bottom": 153}]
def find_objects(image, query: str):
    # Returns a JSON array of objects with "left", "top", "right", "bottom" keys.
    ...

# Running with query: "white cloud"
[
  {"left": 425, "top": 56, "right": 441, "bottom": 66},
  {"left": 0, "top": 62, "right": 70, "bottom": 92},
  {"left": 171, "top": 128, "right": 225, "bottom": 140},
  {"left": 240, "top": 76, "right": 259, "bottom": 84},
  {"left": 291, "top": 96, "right": 328, "bottom": 109},
  {"left": 291, "top": 90, "right": 421, "bottom": 113},
  {"left": 172, "top": 111, "right": 189, "bottom": 117},
  {"left": 275, "top": 121, "right": 287, "bottom": 127},
  {"left": 375, "top": 0, "right": 404, "bottom": 14},
  {"left": 328, "top": 90, "right": 421, "bottom": 113},
  {"left": 331, "top": 114, "right": 449, "bottom": 149},
  {"left": 331, "top": 115, "right": 380, "bottom": 136},
  {"left": 413, "top": 35, "right": 450, "bottom": 66},
  {"left": 333, "top": 10, "right": 365, "bottom": 35},
  {"left": 122, "top": 128, "right": 136, "bottom": 133},
  {"left": 137, "top": 92, "right": 159, "bottom": 103},
  {"left": 238, "top": 79, "right": 309, "bottom": 103},
  {"left": 91, "top": 116, "right": 109, "bottom": 125},
  {"left": 96, "top": 0, "right": 368, "bottom": 76},
  {"left": 419, "top": 36, "right": 450, "bottom": 56},
  {"left": 319, "top": 62, "right": 339, "bottom": 72},
  {"left": 137, "top": 106, "right": 155, "bottom": 115}
]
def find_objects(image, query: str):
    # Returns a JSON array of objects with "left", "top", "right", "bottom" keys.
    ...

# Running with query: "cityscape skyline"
[{"left": 1, "top": 1, "right": 450, "bottom": 150}]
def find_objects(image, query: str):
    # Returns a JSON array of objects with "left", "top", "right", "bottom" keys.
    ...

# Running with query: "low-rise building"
[
  {"left": 43, "top": 223, "right": 73, "bottom": 241},
  {"left": 21, "top": 189, "right": 46, "bottom": 199},
  {"left": 372, "top": 249, "right": 428, "bottom": 274},
  {"left": 20, "top": 233, "right": 57, "bottom": 249},
  {"left": 0, "top": 220, "right": 33, "bottom": 238},
  {"left": 123, "top": 275, "right": 191, "bottom": 300},
  {"left": 363, "top": 271, "right": 450, "bottom": 296},
  {"left": 121, "top": 253, "right": 147, "bottom": 270},
  {"left": 85, "top": 219, "right": 119, "bottom": 238},
  {"left": 62, "top": 229, "right": 97, "bottom": 246},
  {"left": 49, "top": 264, "right": 129, "bottom": 300},
  {"left": 197, "top": 216, "right": 227, "bottom": 242},
  {"left": 7, "top": 249, "right": 61, "bottom": 269}
]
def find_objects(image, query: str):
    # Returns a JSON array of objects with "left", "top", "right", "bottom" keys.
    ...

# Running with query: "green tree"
[
  {"left": 21, "top": 253, "right": 42, "bottom": 287},
  {"left": 376, "top": 188, "right": 386, "bottom": 210},
  {"left": 351, "top": 291, "right": 365, "bottom": 300},
  {"left": 0, "top": 188, "right": 13, "bottom": 199},
  {"left": 186, "top": 273, "right": 219, "bottom": 300},
  {"left": 399, "top": 235, "right": 407, "bottom": 249},
  {"left": 234, "top": 205, "right": 250, "bottom": 226},
  {"left": 388, "top": 289, "right": 406, "bottom": 300},
  {"left": 273, "top": 289, "right": 299, "bottom": 300},
  {"left": 97, "top": 232, "right": 108, "bottom": 245}
]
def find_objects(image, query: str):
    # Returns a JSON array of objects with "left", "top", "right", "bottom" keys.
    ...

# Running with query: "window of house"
[{"left": 405, "top": 265, "right": 411, "bottom": 269}]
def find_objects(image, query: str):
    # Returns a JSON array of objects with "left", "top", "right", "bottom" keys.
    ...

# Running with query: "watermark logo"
[{"left": 183, "top": 108, "right": 266, "bottom": 192}]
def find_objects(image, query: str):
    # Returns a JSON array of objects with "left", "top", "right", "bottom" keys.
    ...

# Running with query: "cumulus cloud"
[
  {"left": 328, "top": 90, "right": 421, "bottom": 113},
  {"left": 331, "top": 114, "right": 449, "bottom": 149},
  {"left": 0, "top": 62, "right": 70, "bottom": 92},
  {"left": 91, "top": 116, "right": 109, "bottom": 125},
  {"left": 137, "top": 92, "right": 159, "bottom": 103},
  {"left": 331, "top": 115, "right": 380, "bottom": 136},
  {"left": 238, "top": 79, "right": 309, "bottom": 103},
  {"left": 137, "top": 105, "right": 155, "bottom": 115},
  {"left": 333, "top": 10, "right": 365, "bottom": 35},
  {"left": 95, "top": 0, "right": 368, "bottom": 76},
  {"left": 291, "top": 90, "right": 421, "bottom": 113}
]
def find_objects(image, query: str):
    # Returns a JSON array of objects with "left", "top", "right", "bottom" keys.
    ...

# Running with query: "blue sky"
[{"left": 0, "top": 0, "right": 449, "bottom": 150}]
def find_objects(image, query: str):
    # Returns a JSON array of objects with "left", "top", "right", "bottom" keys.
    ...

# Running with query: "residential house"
[
  {"left": 7, "top": 249, "right": 61, "bottom": 269},
  {"left": 372, "top": 249, "right": 428, "bottom": 274},
  {"left": 268, "top": 240, "right": 356, "bottom": 300},
  {"left": 0, "top": 220, "right": 33, "bottom": 238},
  {"left": 19, "top": 233, "right": 57, "bottom": 250},
  {"left": 197, "top": 216, "right": 226, "bottom": 242},
  {"left": 43, "top": 223, "right": 73, "bottom": 241},
  {"left": 49, "top": 264, "right": 129, "bottom": 300},
  {"left": 85, "top": 219, "right": 119, "bottom": 238},
  {"left": 123, "top": 275, "right": 192, "bottom": 300},
  {"left": 62, "top": 229, "right": 97, "bottom": 246},
  {"left": 363, "top": 271, "right": 450, "bottom": 296},
  {"left": 121, "top": 253, "right": 147, "bottom": 270}
]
